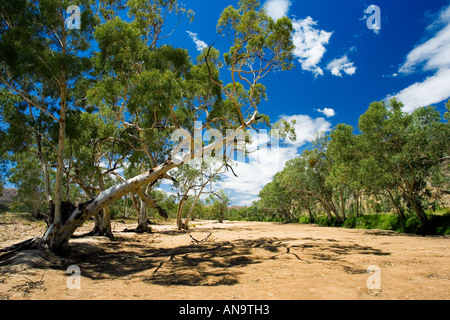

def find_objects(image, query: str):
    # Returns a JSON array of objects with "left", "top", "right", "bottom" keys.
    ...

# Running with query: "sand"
[{"left": 0, "top": 219, "right": 449, "bottom": 300}]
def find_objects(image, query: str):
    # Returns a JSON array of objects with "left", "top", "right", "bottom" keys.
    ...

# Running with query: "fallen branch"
[
  {"left": 8, "top": 275, "right": 46, "bottom": 297},
  {"left": 190, "top": 233, "right": 213, "bottom": 246}
]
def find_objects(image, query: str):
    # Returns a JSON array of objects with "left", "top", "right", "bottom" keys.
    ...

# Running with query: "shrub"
[
  {"left": 429, "top": 213, "right": 450, "bottom": 235},
  {"left": 0, "top": 203, "right": 9, "bottom": 212},
  {"left": 298, "top": 216, "right": 311, "bottom": 224}
]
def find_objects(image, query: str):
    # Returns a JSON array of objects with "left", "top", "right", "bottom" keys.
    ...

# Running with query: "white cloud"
[
  {"left": 317, "top": 107, "right": 336, "bottom": 118},
  {"left": 216, "top": 114, "right": 332, "bottom": 206},
  {"left": 282, "top": 114, "right": 333, "bottom": 147},
  {"left": 326, "top": 55, "right": 356, "bottom": 77},
  {"left": 186, "top": 31, "right": 208, "bottom": 52},
  {"left": 399, "top": 25, "right": 450, "bottom": 74},
  {"left": 292, "top": 17, "right": 333, "bottom": 77},
  {"left": 390, "top": 4, "right": 450, "bottom": 112},
  {"left": 388, "top": 68, "right": 450, "bottom": 113},
  {"left": 264, "top": 0, "right": 292, "bottom": 21},
  {"left": 160, "top": 115, "right": 333, "bottom": 206}
]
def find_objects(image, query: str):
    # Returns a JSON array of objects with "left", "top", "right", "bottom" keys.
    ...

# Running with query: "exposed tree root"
[
  {"left": 79, "top": 227, "right": 115, "bottom": 240},
  {"left": 0, "top": 237, "right": 42, "bottom": 262},
  {"left": 123, "top": 225, "right": 152, "bottom": 234}
]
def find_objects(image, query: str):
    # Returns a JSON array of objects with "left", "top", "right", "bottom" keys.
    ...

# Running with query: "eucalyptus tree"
[
  {"left": 300, "top": 137, "right": 344, "bottom": 223},
  {"left": 205, "top": 190, "right": 230, "bottom": 223},
  {"left": 0, "top": 0, "right": 98, "bottom": 231},
  {"left": 88, "top": 0, "right": 197, "bottom": 232},
  {"left": 65, "top": 110, "right": 130, "bottom": 237},
  {"left": 3, "top": 0, "right": 295, "bottom": 253},
  {"left": 327, "top": 124, "right": 367, "bottom": 218},
  {"left": 8, "top": 152, "right": 47, "bottom": 218},
  {"left": 0, "top": 86, "right": 56, "bottom": 219},
  {"left": 268, "top": 135, "right": 344, "bottom": 224},
  {"left": 258, "top": 175, "right": 296, "bottom": 222},
  {"left": 358, "top": 99, "right": 450, "bottom": 231},
  {"left": 172, "top": 156, "right": 228, "bottom": 230}
]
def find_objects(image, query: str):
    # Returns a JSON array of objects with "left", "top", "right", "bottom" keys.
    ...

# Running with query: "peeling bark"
[
  {"left": 38, "top": 160, "right": 178, "bottom": 252},
  {"left": 6, "top": 113, "right": 260, "bottom": 254}
]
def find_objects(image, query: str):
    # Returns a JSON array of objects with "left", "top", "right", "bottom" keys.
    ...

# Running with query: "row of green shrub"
[{"left": 298, "top": 212, "right": 450, "bottom": 235}]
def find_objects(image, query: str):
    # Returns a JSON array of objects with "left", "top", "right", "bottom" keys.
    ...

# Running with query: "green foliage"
[
  {"left": 8, "top": 152, "right": 48, "bottom": 218},
  {"left": 250, "top": 99, "right": 449, "bottom": 234},
  {"left": 296, "top": 212, "right": 450, "bottom": 235}
]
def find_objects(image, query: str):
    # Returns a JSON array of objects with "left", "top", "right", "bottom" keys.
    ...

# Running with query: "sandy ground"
[{"left": 0, "top": 219, "right": 449, "bottom": 300}]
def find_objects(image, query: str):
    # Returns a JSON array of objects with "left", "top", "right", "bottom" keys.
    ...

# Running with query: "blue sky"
[
  {"left": 5, "top": 0, "right": 450, "bottom": 207},
  {"left": 157, "top": 0, "right": 450, "bottom": 206}
]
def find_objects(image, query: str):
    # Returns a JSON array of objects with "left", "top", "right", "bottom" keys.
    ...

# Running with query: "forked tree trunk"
[
  {"left": 125, "top": 188, "right": 168, "bottom": 233},
  {"left": 37, "top": 160, "right": 178, "bottom": 252},
  {"left": 2, "top": 113, "right": 260, "bottom": 254}
]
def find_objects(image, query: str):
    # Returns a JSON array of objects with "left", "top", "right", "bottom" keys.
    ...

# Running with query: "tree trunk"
[
  {"left": 124, "top": 194, "right": 129, "bottom": 218},
  {"left": 39, "top": 160, "right": 178, "bottom": 252},
  {"left": 129, "top": 192, "right": 141, "bottom": 217},
  {"left": 53, "top": 116, "right": 66, "bottom": 227},
  {"left": 183, "top": 184, "right": 208, "bottom": 228},
  {"left": 89, "top": 208, "right": 114, "bottom": 238},
  {"left": 36, "top": 135, "right": 53, "bottom": 224},
  {"left": 323, "top": 206, "right": 333, "bottom": 221},
  {"left": 409, "top": 195, "right": 429, "bottom": 233},
  {"left": 339, "top": 189, "right": 346, "bottom": 220},
  {"left": 322, "top": 199, "right": 343, "bottom": 224},
  {"left": 219, "top": 203, "right": 225, "bottom": 223},
  {"left": 387, "top": 190, "right": 406, "bottom": 220},
  {"left": 91, "top": 176, "right": 114, "bottom": 237},
  {"left": 136, "top": 198, "right": 151, "bottom": 233},
  {"left": 306, "top": 205, "right": 315, "bottom": 223},
  {"left": 176, "top": 195, "right": 188, "bottom": 230}
]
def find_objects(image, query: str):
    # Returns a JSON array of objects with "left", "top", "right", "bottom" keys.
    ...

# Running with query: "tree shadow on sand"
[{"left": 0, "top": 234, "right": 391, "bottom": 287}]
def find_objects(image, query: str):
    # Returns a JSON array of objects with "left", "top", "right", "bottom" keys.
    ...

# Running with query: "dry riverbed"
[{"left": 0, "top": 218, "right": 449, "bottom": 300}]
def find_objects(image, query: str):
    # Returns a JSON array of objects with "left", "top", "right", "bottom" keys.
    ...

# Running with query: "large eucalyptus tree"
[{"left": 1, "top": 0, "right": 295, "bottom": 253}]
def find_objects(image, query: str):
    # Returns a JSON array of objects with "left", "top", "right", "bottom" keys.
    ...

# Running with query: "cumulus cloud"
[
  {"left": 159, "top": 114, "right": 333, "bottom": 206},
  {"left": 292, "top": 17, "right": 333, "bottom": 77},
  {"left": 389, "top": 4, "right": 450, "bottom": 112},
  {"left": 282, "top": 114, "right": 333, "bottom": 147},
  {"left": 326, "top": 55, "right": 357, "bottom": 77},
  {"left": 264, "top": 0, "right": 292, "bottom": 21},
  {"left": 186, "top": 31, "right": 208, "bottom": 52},
  {"left": 317, "top": 107, "right": 336, "bottom": 118}
]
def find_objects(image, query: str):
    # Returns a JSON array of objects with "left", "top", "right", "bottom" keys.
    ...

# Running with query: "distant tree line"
[{"left": 232, "top": 100, "right": 450, "bottom": 234}]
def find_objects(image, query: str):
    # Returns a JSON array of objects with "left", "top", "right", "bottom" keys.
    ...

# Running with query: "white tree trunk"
[
  {"left": 137, "top": 198, "right": 150, "bottom": 233},
  {"left": 17, "top": 113, "right": 260, "bottom": 253},
  {"left": 40, "top": 160, "right": 178, "bottom": 252}
]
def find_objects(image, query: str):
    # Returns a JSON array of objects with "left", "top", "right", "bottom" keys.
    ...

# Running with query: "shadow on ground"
[{"left": 0, "top": 233, "right": 391, "bottom": 287}]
